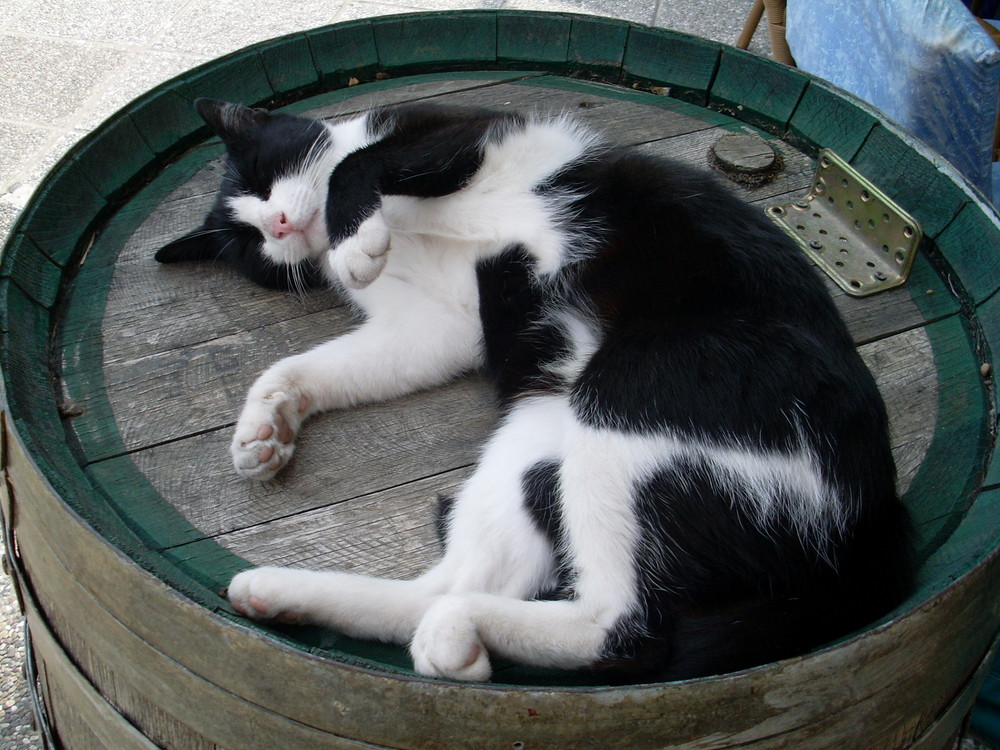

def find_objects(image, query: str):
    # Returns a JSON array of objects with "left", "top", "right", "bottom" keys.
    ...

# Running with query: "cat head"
[{"left": 155, "top": 98, "right": 336, "bottom": 290}]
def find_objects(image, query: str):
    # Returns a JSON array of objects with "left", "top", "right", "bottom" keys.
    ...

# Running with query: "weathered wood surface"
[
  {"left": 8, "top": 416, "right": 998, "bottom": 749},
  {"left": 77, "top": 75, "right": 942, "bottom": 581},
  {"left": 0, "top": 11, "right": 992, "bottom": 748}
]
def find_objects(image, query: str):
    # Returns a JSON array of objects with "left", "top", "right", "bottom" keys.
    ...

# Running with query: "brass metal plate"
[{"left": 767, "top": 149, "right": 923, "bottom": 297}]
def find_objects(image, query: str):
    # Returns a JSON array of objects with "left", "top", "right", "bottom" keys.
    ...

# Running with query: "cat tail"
[
  {"left": 156, "top": 227, "right": 218, "bottom": 264},
  {"left": 156, "top": 224, "right": 325, "bottom": 291}
]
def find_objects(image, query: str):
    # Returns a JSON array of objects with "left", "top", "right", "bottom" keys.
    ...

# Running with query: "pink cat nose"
[{"left": 269, "top": 213, "right": 294, "bottom": 239}]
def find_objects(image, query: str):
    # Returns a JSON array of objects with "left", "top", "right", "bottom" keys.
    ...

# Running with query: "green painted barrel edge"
[{"left": 0, "top": 9, "right": 996, "bottom": 691}]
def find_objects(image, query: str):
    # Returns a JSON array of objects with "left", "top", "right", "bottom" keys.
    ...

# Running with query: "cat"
[{"left": 157, "top": 97, "right": 914, "bottom": 683}]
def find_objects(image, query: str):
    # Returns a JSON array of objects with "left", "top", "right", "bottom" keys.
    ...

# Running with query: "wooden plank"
[
  {"left": 933, "top": 201, "right": 1000, "bottom": 304},
  {"left": 851, "top": 123, "right": 968, "bottom": 238},
  {"left": 497, "top": 12, "right": 572, "bottom": 72},
  {"left": 181, "top": 47, "right": 274, "bottom": 109},
  {"left": 86, "top": 456, "right": 211, "bottom": 551},
  {"left": 169, "top": 468, "right": 469, "bottom": 587},
  {"left": 68, "top": 305, "right": 352, "bottom": 457},
  {"left": 565, "top": 14, "right": 629, "bottom": 81},
  {"left": 3, "top": 414, "right": 226, "bottom": 612},
  {"left": 83, "top": 269, "right": 936, "bottom": 459},
  {"left": 25, "top": 598, "right": 164, "bottom": 750},
  {"left": 513, "top": 75, "right": 729, "bottom": 136},
  {"left": 65, "top": 162, "right": 341, "bottom": 362},
  {"left": 819, "top": 253, "right": 959, "bottom": 345},
  {"left": 127, "top": 87, "right": 206, "bottom": 157},
  {"left": 71, "top": 113, "right": 157, "bottom": 201},
  {"left": 708, "top": 47, "right": 810, "bottom": 133},
  {"left": 0, "top": 285, "right": 72, "bottom": 479},
  {"left": 103, "top": 236, "right": 340, "bottom": 358},
  {"left": 977, "top": 290, "right": 1000, "bottom": 490},
  {"left": 17, "top": 514, "right": 378, "bottom": 750},
  {"left": 909, "top": 638, "right": 999, "bottom": 750},
  {"left": 77, "top": 316, "right": 937, "bottom": 558},
  {"left": 12, "top": 157, "right": 106, "bottom": 267},
  {"left": 858, "top": 328, "right": 937, "bottom": 499},
  {"left": 258, "top": 33, "right": 320, "bottom": 99},
  {"left": 123, "top": 322, "right": 936, "bottom": 553},
  {"left": 0, "top": 234, "right": 61, "bottom": 309},
  {"left": 306, "top": 20, "right": 379, "bottom": 90},
  {"left": 279, "top": 72, "right": 546, "bottom": 118},
  {"left": 903, "top": 315, "right": 992, "bottom": 557},
  {"left": 621, "top": 26, "right": 721, "bottom": 105},
  {"left": 787, "top": 79, "right": 878, "bottom": 160},
  {"left": 171, "top": 312, "right": 935, "bottom": 592},
  {"left": 123, "top": 375, "right": 494, "bottom": 537},
  {"left": 371, "top": 12, "right": 498, "bottom": 76}
]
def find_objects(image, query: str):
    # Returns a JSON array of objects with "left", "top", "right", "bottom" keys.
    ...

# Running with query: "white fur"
[
  {"left": 327, "top": 208, "right": 391, "bottom": 289},
  {"left": 231, "top": 396, "right": 638, "bottom": 680},
  {"left": 363, "top": 115, "right": 602, "bottom": 281},
  {"left": 226, "top": 112, "right": 843, "bottom": 678},
  {"left": 227, "top": 115, "right": 375, "bottom": 269},
  {"left": 230, "top": 115, "right": 604, "bottom": 479},
  {"left": 229, "top": 243, "right": 482, "bottom": 479}
]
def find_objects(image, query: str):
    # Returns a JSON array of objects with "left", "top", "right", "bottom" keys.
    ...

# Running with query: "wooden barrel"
[{"left": 1, "top": 11, "right": 998, "bottom": 749}]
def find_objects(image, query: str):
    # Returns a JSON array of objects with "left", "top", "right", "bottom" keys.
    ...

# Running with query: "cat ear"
[
  {"left": 155, "top": 227, "right": 220, "bottom": 264},
  {"left": 194, "top": 98, "right": 270, "bottom": 147}
]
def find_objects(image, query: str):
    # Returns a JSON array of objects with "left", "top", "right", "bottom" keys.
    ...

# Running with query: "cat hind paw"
[
  {"left": 411, "top": 597, "right": 492, "bottom": 682},
  {"left": 227, "top": 567, "right": 303, "bottom": 625}
]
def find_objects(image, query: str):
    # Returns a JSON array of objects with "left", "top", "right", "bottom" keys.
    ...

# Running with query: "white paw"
[
  {"left": 227, "top": 567, "right": 305, "bottom": 625},
  {"left": 328, "top": 209, "right": 390, "bottom": 289},
  {"left": 230, "top": 386, "right": 309, "bottom": 481},
  {"left": 411, "top": 597, "right": 492, "bottom": 682}
]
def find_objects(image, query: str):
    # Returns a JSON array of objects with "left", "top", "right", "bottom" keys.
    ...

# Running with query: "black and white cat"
[{"left": 157, "top": 98, "right": 914, "bottom": 682}]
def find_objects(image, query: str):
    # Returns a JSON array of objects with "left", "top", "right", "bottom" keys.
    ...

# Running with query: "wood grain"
[
  {"left": 82, "top": 77, "right": 945, "bottom": 584},
  {"left": 10, "top": 423, "right": 999, "bottom": 747},
  {"left": 4, "top": 15, "right": 994, "bottom": 748}
]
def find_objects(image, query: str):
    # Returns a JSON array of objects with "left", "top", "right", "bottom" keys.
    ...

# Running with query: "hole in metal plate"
[{"left": 766, "top": 149, "right": 923, "bottom": 297}]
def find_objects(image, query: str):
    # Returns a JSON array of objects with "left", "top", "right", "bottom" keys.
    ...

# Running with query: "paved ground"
[{"left": 0, "top": 2, "right": 770, "bottom": 745}]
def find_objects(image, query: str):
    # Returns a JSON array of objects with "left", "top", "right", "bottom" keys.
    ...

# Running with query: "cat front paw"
[
  {"left": 227, "top": 567, "right": 304, "bottom": 624},
  {"left": 230, "top": 387, "right": 308, "bottom": 481},
  {"left": 328, "top": 209, "right": 390, "bottom": 289},
  {"left": 411, "top": 596, "right": 492, "bottom": 682}
]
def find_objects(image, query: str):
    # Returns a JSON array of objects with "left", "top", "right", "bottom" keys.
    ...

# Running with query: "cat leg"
[
  {"left": 230, "top": 286, "right": 481, "bottom": 480},
  {"left": 227, "top": 567, "right": 445, "bottom": 643},
  {"left": 228, "top": 396, "right": 564, "bottom": 659},
  {"left": 410, "top": 403, "right": 657, "bottom": 681},
  {"left": 327, "top": 208, "right": 391, "bottom": 289}
]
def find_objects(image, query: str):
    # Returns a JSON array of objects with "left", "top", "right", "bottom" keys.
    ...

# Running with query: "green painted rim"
[{"left": 1, "top": 10, "right": 997, "bottom": 687}]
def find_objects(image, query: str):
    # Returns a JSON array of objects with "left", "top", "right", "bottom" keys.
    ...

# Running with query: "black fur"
[
  {"left": 496, "top": 148, "right": 911, "bottom": 679},
  {"left": 155, "top": 99, "right": 330, "bottom": 290},
  {"left": 327, "top": 104, "right": 518, "bottom": 245},
  {"left": 161, "top": 100, "right": 914, "bottom": 681}
]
